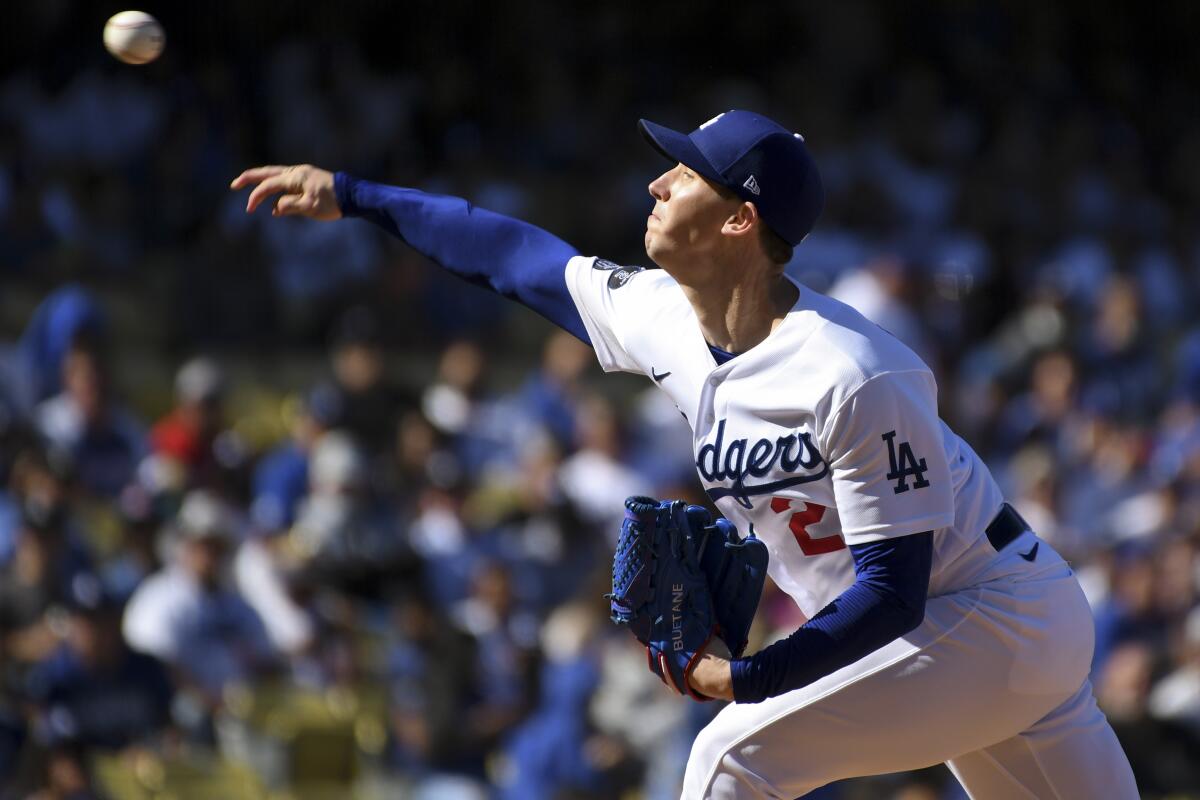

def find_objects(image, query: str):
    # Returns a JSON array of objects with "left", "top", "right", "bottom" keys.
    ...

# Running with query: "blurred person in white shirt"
[
  {"left": 558, "top": 393, "right": 646, "bottom": 537},
  {"left": 122, "top": 491, "right": 277, "bottom": 709}
]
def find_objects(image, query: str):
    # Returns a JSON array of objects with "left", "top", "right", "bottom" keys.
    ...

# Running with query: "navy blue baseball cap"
[{"left": 638, "top": 110, "right": 824, "bottom": 247}]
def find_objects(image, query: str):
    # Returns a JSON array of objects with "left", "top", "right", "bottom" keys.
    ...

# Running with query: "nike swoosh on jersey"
[
  {"left": 1019, "top": 542, "right": 1039, "bottom": 562},
  {"left": 651, "top": 368, "right": 671, "bottom": 382}
]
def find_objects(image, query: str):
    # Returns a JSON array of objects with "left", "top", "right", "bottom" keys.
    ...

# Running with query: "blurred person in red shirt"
[{"left": 149, "top": 357, "right": 248, "bottom": 495}]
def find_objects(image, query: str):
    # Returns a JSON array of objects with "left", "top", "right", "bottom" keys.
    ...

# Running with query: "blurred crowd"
[
  {"left": 0, "top": 292, "right": 703, "bottom": 799},
  {"left": 2, "top": 1, "right": 1200, "bottom": 798}
]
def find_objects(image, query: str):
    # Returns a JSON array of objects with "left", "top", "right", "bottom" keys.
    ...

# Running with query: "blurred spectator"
[
  {"left": 98, "top": 484, "right": 163, "bottom": 602},
  {"left": 391, "top": 408, "right": 460, "bottom": 493},
  {"left": 148, "top": 357, "right": 247, "bottom": 494},
  {"left": 627, "top": 387, "right": 702, "bottom": 497},
  {"left": 24, "top": 576, "right": 172, "bottom": 751},
  {"left": 235, "top": 390, "right": 345, "bottom": 663},
  {"left": 408, "top": 484, "right": 481, "bottom": 610},
  {"left": 15, "top": 743, "right": 101, "bottom": 800},
  {"left": 1096, "top": 641, "right": 1200, "bottom": 794},
  {"left": 385, "top": 590, "right": 480, "bottom": 781},
  {"left": 33, "top": 339, "right": 144, "bottom": 498},
  {"left": 827, "top": 254, "right": 933, "bottom": 364},
  {"left": 1091, "top": 543, "right": 1168, "bottom": 675},
  {"left": 231, "top": 531, "right": 315, "bottom": 661},
  {"left": 1149, "top": 606, "right": 1200, "bottom": 736},
  {"left": 0, "top": 493, "right": 93, "bottom": 669},
  {"left": 1078, "top": 274, "right": 1159, "bottom": 422},
  {"left": 449, "top": 562, "right": 537, "bottom": 777},
  {"left": 121, "top": 491, "right": 276, "bottom": 714},
  {"left": 420, "top": 339, "right": 559, "bottom": 484},
  {"left": 251, "top": 382, "right": 344, "bottom": 534},
  {"left": 422, "top": 340, "right": 493, "bottom": 473},
  {"left": 0, "top": 446, "right": 87, "bottom": 570},
  {"left": 1152, "top": 534, "right": 1198, "bottom": 624},
  {"left": 558, "top": 393, "right": 646, "bottom": 535},
  {"left": 1060, "top": 418, "right": 1152, "bottom": 547},
  {"left": 288, "top": 431, "right": 413, "bottom": 598},
  {"left": 327, "top": 307, "right": 412, "bottom": 452},
  {"left": 466, "top": 432, "right": 600, "bottom": 613},
  {"left": 996, "top": 350, "right": 1080, "bottom": 459},
  {"left": 513, "top": 330, "right": 593, "bottom": 450},
  {"left": 590, "top": 616, "right": 695, "bottom": 800},
  {"left": 1005, "top": 445, "right": 1084, "bottom": 557},
  {"left": 499, "top": 600, "right": 635, "bottom": 800},
  {"left": 0, "top": 285, "right": 104, "bottom": 415}
]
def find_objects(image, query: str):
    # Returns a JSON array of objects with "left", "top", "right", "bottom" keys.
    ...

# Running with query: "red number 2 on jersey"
[{"left": 770, "top": 497, "right": 846, "bottom": 556}]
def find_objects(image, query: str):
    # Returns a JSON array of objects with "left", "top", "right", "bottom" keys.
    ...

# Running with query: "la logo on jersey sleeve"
[{"left": 882, "top": 430, "right": 930, "bottom": 494}]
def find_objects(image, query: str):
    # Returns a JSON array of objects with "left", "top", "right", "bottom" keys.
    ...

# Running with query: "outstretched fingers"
[{"left": 229, "top": 165, "right": 288, "bottom": 191}]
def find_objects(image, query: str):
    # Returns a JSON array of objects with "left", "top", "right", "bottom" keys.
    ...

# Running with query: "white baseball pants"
[{"left": 681, "top": 534, "right": 1138, "bottom": 799}]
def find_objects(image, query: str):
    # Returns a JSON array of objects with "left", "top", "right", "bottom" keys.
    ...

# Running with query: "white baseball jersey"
[{"left": 564, "top": 256, "right": 1006, "bottom": 617}]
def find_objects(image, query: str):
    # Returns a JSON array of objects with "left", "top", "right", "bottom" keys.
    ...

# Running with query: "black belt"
[{"left": 986, "top": 503, "right": 1031, "bottom": 552}]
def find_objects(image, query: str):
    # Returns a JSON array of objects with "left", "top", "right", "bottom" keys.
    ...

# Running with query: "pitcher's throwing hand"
[{"left": 230, "top": 164, "right": 341, "bottom": 220}]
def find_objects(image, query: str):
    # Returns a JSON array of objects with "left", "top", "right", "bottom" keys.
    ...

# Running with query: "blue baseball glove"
[{"left": 609, "top": 496, "right": 768, "bottom": 698}]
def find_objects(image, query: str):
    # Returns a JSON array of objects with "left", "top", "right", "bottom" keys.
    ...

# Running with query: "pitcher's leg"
[
  {"left": 946, "top": 681, "right": 1138, "bottom": 800},
  {"left": 680, "top": 588, "right": 1074, "bottom": 799}
]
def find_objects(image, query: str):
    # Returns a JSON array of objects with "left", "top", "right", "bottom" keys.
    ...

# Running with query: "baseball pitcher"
[{"left": 232, "top": 110, "right": 1138, "bottom": 799}]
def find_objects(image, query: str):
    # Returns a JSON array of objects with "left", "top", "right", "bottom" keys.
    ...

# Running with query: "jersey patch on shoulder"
[
  {"left": 607, "top": 266, "right": 644, "bottom": 289},
  {"left": 593, "top": 258, "right": 645, "bottom": 289}
]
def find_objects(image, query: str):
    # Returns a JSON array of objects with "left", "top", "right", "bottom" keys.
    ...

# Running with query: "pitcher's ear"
[{"left": 722, "top": 201, "right": 759, "bottom": 238}]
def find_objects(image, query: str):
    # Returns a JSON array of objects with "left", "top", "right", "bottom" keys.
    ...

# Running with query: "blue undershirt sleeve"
[
  {"left": 729, "top": 530, "right": 934, "bottom": 703},
  {"left": 334, "top": 172, "right": 589, "bottom": 344}
]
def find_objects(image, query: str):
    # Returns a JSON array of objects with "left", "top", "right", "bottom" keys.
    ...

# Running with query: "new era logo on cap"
[{"left": 638, "top": 110, "right": 824, "bottom": 246}]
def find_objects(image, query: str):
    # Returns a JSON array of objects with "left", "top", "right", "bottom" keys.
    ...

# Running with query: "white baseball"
[{"left": 103, "top": 11, "right": 165, "bottom": 65}]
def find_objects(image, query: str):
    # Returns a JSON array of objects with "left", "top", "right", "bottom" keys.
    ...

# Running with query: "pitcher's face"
[{"left": 645, "top": 163, "right": 741, "bottom": 269}]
